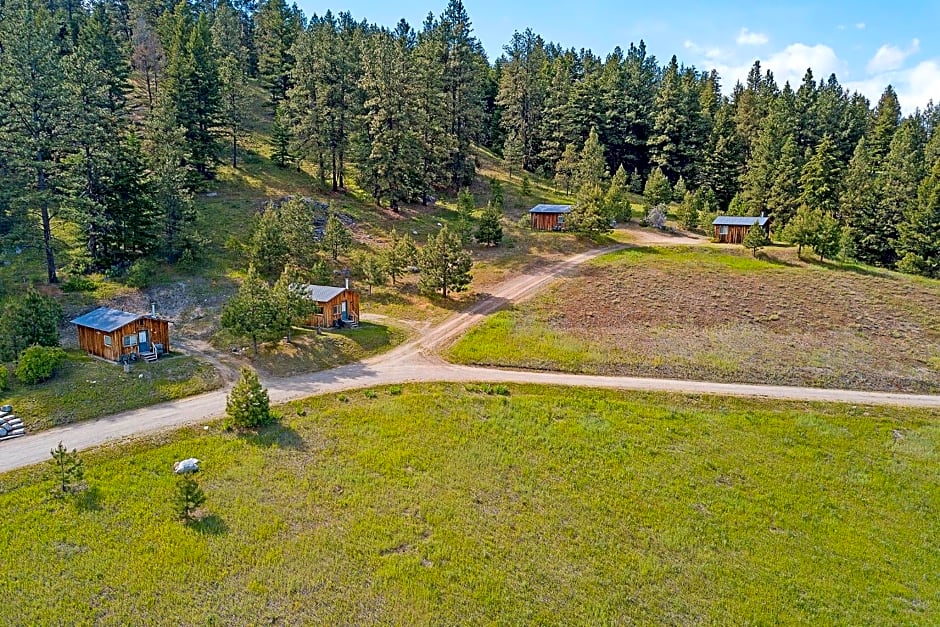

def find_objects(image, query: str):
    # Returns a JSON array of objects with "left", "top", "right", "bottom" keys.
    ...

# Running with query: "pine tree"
[
  {"left": 278, "top": 199, "right": 319, "bottom": 268},
  {"left": 813, "top": 212, "right": 842, "bottom": 261},
  {"left": 604, "top": 165, "right": 631, "bottom": 221},
  {"left": 0, "top": 0, "right": 72, "bottom": 283},
  {"left": 255, "top": 0, "right": 302, "bottom": 104},
  {"left": 273, "top": 264, "right": 314, "bottom": 341},
  {"left": 897, "top": 160, "right": 940, "bottom": 278},
  {"left": 248, "top": 209, "right": 289, "bottom": 280},
  {"left": 782, "top": 205, "right": 821, "bottom": 256},
  {"left": 576, "top": 127, "right": 608, "bottom": 192},
  {"left": 868, "top": 86, "right": 901, "bottom": 161},
  {"left": 503, "top": 130, "right": 524, "bottom": 179},
  {"left": 743, "top": 223, "right": 769, "bottom": 256},
  {"left": 673, "top": 176, "right": 688, "bottom": 202},
  {"left": 799, "top": 134, "right": 842, "bottom": 218},
  {"left": 440, "top": 0, "right": 486, "bottom": 188},
  {"left": 412, "top": 14, "right": 452, "bottom": 203},
  {"left": 147, "top": 111, "right": 198, "bottom": 261},
  {"left": 488, "top": 177, "right": 505, "bottom": 209},
  {"left": 353, "top": 251, "right": 388, "bottom": 294},
  {"left": 218, "top": 53, "right": 248, "bottom": 167},
  {"left": 766, "top": 135, "right": 802, "bottom": 229},
  {"left": 569, "top": 185, "right": 611, "bottom": 233},
  {"left": 0, "top": 289, "right": 63, "bottom": 361},
  {"left": 220, "top": 265, "right": 281, "bottom": 355},
  {"left": 700, "top": 105, "right": 745, "bottom": 210},
  {"left": 643, "top": 168, "right": 672, "bottom": 206},
  {"left": 840, "top": 138, "right": 886, "bottom": 266},
  {"left": 359, "top": 27, "right": 421, "bottom": 208},
  {"left": 322, "top": 213, "right": 352, "bottom": 261},
  {"left": 173, "top": 475, "right": 206, "bottom": 522},
  {"left": 385, "top": 228, "right": 418, "bottom": 285},
  {"left": 877, "top": 118, "right": 926, "bottom": 266},
  {"left": 270, "top": 104, "right": 292, "bottom": 167},
  {"left": 676, "top": 191, "right": 702, "bottom": 230},
  {"left": 475, "top": 207, "right": 503, "bottom": 246},
  {"left": 554, "top": 143, "right": 578, "bottom": 195},
  {"left": 418, "top": 225, "right": 472, "bottom": 297},
  {"left": 50, "top": 442, "right": 84, "bottom": 496}
]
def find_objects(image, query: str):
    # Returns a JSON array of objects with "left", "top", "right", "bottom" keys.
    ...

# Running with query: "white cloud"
[
  {"left": 763, "top": 43, "right": 848, "bottom": 86},
  {"left": 866, "top": 39, "right": 920, "bottom": 74},
  {"left": 845, "top": 59, "right": 940, "bottom": 114},
  {"left": 856, "top": 22, "right": 866, "bottom": 29},
  {"left": 736, "top": 28, "right": 768, "bottom": 46}
]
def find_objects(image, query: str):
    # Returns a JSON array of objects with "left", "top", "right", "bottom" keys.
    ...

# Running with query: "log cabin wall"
[
  {"left": 305, "top": 290, "right": 360, "bottom": 327},
  {"left": 76, "top": 318, "right": 170, "bottom": 361},
  {"left": 715, "top": 225, "right": 750, "bottom": 244},
  {"left": 531, "top": 213, "right": 562, "bottom": 230}
]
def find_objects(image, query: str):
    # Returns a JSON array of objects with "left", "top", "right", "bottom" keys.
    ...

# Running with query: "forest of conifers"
[{"left": 1, "top": 0, "right": 938, "bottom": 285}]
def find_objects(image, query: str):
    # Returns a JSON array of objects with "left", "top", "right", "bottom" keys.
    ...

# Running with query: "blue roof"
[
  {"left": 529, "top": 204, "right": 572, "bottom": 214},
  {"left": 71, "top": 307, "right": 146, "bottom": 332},
  {"left": 713, "top": 216, "right": 770, "bottom": 227},
  {"left": 302, "top": 284, "right": 347, "bottom": 302}
]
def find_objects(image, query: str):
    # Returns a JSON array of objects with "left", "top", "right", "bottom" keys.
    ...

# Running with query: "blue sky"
[{"left": 301, "top": 0, "right": 940, "bottom": 112}]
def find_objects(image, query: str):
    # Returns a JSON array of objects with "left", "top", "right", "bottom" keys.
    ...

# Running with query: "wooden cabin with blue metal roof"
[
  {"left": 71, "top": 306, "right": 170, "bottom": 362},
  {"left": 712, "top": 215, "right": 771, "bottom": 244},
  {"left": 529, "top": 204, "right": 572, "bottom": 231},
  {"left": 301, "top": 284, "right": 360, "bottom": 328}
]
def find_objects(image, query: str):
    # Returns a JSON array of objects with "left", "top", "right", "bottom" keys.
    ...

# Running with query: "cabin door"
[
  {"left": 341, "top": 301, "right": 348, "bottom": 320},
  {"left": 138, "top": 330, "right": 150, "bottom": 353}
]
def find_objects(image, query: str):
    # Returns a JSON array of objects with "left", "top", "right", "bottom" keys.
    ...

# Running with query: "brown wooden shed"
[
  {"left": 713, "top": 215, "right": 771, "bottom": 244},
  {"left": 529, "top": 204, "right": 572, "bottom": 231},
  {"left": 301, "top": 285, "right": 360, "bottom": 328},
  {"left": 71, "top": 307, "right": 170, "bottom": 362}
]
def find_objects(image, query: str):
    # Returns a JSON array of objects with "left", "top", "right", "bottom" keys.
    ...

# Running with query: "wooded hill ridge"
[{"left": 0, "top": 0, "right": 938, "bottom": 289}]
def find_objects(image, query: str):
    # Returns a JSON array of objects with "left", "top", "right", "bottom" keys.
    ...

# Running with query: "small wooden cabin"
[
  {"left": 712, "top": 215, "right": 771, "bottom": 244},
  {"left": 302, "top": 284, "right": 360, "bottom": 328},
  {"left": 71, "top": 307, "right": 170, "bottom": 362},
  {"left": 529, "top": 204, "right": 572, "bottom": 231}
]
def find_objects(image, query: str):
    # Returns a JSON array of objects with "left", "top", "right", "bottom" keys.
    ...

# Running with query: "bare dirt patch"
[{"left": 452, "top": 246, "right": 940, "bottom": 392}]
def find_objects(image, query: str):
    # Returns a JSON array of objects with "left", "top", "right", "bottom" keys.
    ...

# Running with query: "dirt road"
[{"left": 3, "top": 242, "right": 938, "bottom": 474}]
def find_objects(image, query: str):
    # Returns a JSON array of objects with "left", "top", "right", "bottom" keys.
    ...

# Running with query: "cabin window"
[
  {"left": 557, "top": 215, "right": 566, "bottom": 224},
  {"left": 719, "top": 225, "right": 729, "bottom": 235},
  {"left": 333, "top": 304, "right": 341, "bottom": 316},
  {"left": 103, "top": 335, "right": 112, "bottom": 347},
  {"left": 123, "top": 335, "right": 138, "bottom": 347}
]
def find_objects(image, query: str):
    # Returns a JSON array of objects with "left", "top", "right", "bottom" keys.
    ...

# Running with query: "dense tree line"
[{"left": 1, "top": 0, "right": 938, "bottom": 281}]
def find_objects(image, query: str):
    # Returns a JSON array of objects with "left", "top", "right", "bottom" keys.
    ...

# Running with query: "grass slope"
[
  {"left": 449, "top": 245, "right": 940, "bottom": 392},
  {"left": 1, "top": 384, "right": 937, "bottom": 624},
  {"left": 0, "top": 351, "right": 222, "bottom": 432}
]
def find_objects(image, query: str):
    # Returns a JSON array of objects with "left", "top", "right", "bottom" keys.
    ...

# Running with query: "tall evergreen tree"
[
  {"left": 876, "top": 117, "right": 926, "bottom": 266},
  {"left": 254, "top": 0, "right": 302, "bottom": 104},
  {"left": 840, "top": 138, "right": 887, "bottom": 266},
  {"left": 0, "top": 0, "right": 72, "bottom": 283},
  {"left": 799, "top": 134, "right": 842, "bottom": 218},
  {"left": 868, "top": 86, "right": 901, "bottom": 161},
  {"left": 575, "top": 127, "right": 607, "bottom": 192},
  {"left": 897, "top": 160, "right": 940, "bottom": 278}
]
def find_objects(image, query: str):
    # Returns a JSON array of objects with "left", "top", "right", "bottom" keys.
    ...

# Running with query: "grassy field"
[
  {"left": 0, "top": 351, "right": 222, "bottom": 432},
  {"left": 212, "top": 322, "right": 407, "bottom": 377},
  {"left": 0, "top": 384, "right": 937, "bottom": 623},
  {"left": 449, "top": 245, "right": 940, "bottom": 392}
]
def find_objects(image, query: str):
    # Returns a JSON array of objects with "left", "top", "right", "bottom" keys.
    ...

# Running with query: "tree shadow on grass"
[
  {"left": 757, "top": 251, "right": 801, "bottom": 267},
  {"left": 803, "top": 256, "right": 890, "bottom": 278},
  {"left": 190, "top": 513, "right": 228, "bottom": 536},
  {"left": 244, "top": 421, "right": 305, "bottom": 450}
]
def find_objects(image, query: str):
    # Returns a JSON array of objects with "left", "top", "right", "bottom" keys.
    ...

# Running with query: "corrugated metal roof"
[
  {"left": 302, "top": 284, "right": 346, "bottom": 303},
  {"left": 528, "top": 204, "right": 572, "bottom": 214},
  {"left": 71, "top": 307, "right": 145, "bottom": 332},
  {"left": 712, "top": 216, "right": 770, "bottom": 226}
]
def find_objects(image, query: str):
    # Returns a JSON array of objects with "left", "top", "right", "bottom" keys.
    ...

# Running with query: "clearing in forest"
[{"left": 449, "top": 246, "right": 940, "bottom": 392}]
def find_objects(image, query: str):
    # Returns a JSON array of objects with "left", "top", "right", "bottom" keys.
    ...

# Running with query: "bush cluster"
[{"left": 16, "top": 345, "right": 67, "bottom": 385}]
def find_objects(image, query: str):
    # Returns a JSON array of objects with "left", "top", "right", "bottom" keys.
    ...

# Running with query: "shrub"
[
  {"left": 125, "top": 258, "right": 158, "bottom": 288},
  {"left": 388, "top": 385, "right": 402, "bottom": 396},
  {"left": 225, "top": 367, "right": 273, "bottom": 429},
  {"left": 364, "top": 389, "right": 377, "bottom": 399},
  {"left": 0, "top": 366, "right": 7, "bottom": 392},
  {"left": 60, "top": 275, "right": 97, "bottom": 293},
  {"left": 16, "top": 345, "right": 66, "bottom": 385}
]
